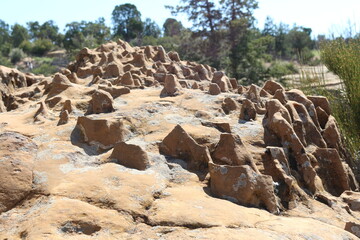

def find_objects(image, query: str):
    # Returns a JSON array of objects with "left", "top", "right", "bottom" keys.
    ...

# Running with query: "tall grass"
[{"left": 320, "top": 38, "right": 360, "bottom": 161}]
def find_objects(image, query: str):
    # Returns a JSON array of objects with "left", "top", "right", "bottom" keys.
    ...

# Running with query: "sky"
[{"left": 1, "top": 0, "right": 359, "bottom": 37}]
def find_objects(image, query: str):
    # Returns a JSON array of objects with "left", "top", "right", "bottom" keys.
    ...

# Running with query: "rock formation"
[{"left": 0, "top": 40, "right": 359, "bottom": 239}]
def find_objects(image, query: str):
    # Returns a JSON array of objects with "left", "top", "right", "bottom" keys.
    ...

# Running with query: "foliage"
[
  {"left": 143, "top": 18, "right": 161, "bottom": 38},
  {"left": 163, "top": 18, "right": 184, "bottom": 37},
  {"left": 32, "top": 63, "right": 57, "bottom": 76},
  {"left": 31, "top": 39, "right": 54, "bottom": 56},
  {"left": 0, "top": 54, "right": 12, "bottom": 67},
  {"left": 268, "top": 61, "right": 298, "bottom": 80},
  {"left": 63, "top": 18, "right": 110, "bottom": 53},
  {"left": 11, "top": 24, "right": 29, "bottom": 48},
  {"left": 9, "top": 48, "right": 25, "bottom": 64},
  {"left": 112, "top": 4, "right": 143, "bottom": 41},
  {"left": 320, "top": 38, "right": 360, "bottom": 142}
]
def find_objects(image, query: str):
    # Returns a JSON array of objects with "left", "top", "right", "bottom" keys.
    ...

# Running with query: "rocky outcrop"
[
  {"left": 0, "top": 132, "right": 37, "bottom": 213},
  {"left": 86, "top": 89, "right": 115, "bottom": 115},
  {"left": 76, "top": 116, "right": 130, "bottom": 150},
  {"left": 159, "top": 125, "right": 211, "bottom": 171},
  {"left": 209, "top": 162, "right": 278, "bottom": 213},
  {"left": 110, "top": 142, "right": 149, "bottom": 170}
]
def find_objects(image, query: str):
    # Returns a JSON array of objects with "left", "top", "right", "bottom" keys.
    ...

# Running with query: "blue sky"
[{"left": 1, "top": 0, "right": 359, "bottom": 37}]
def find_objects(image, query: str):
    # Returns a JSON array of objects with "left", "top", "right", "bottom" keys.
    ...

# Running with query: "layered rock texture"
[{"left": 0, "top": 40, "right": 359, "bottom": 239}]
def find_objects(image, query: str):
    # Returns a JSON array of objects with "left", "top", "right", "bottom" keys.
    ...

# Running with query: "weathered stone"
[
  {"left": 262, "top": 80, "right": 285, "bottom": 95},
  {"left": 76, "top": 116, "right": 130, "bottom": 150},
  {"left": 208, "top": 83, "right": 221, "bottom": 95},
  {"left": 110, "top": 142, "right": 149, "bottom": 170},
  {"left": 209, "top": 162, "right": 278, "bottom": 213},
  {"left": 212, "top": 133, "right": 258, "bottom": 172},
  {"left": 160, "top": 74, "right": 183, "bottom": 97},
  {"left": 159, "top": 125, "right": 211, "bottom": 170},
  {"left": 240, "top": 99, "right": 257, "bottom": 121},
  {"left": 87, "top": 89, "right": 114, "bottom": 114},
  {"left": 221, "top": 97, "right": 239, "bottom": 114},
  {"left": 0, "top": 132, "right": 37, "bottom": 213}
]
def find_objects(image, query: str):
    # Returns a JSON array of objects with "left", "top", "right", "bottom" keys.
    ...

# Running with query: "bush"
[
  {"left": 31, "top": 39, "right": 54, "bottom": 56},
  {"left": 31, "top": 63, "right": 57, "bottom": 76},
  {"left": 9, "top": 48, "right": 25, "bottom": 64},
  {"left": 268, "top": 61, "right": 298, "bottom": 79},
  {"left": 0, "top": 54, "right": 12, "bottom": 67},
  {"left": 19, "top": 40, "right": 33, "bottom": 54},
  {"left": 320, "top": 38, "right": 360, "bottom": 171}
]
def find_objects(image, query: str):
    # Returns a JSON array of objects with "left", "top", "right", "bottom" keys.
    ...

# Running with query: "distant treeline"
[{"left": 0, "top": 1, "right": 326, "bottom": 83}]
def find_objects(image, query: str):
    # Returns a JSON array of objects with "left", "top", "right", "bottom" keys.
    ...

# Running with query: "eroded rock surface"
[{"left": 0, "top": 39, "right": 359, "bottom": 240}]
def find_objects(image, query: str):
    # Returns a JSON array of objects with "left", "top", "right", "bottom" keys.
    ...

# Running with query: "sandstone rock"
[
  {"left": 262, "top": 80, "right": 285, "bottom": 95},
  {"left": 0, "top": 132, "right": 37, "bottom": 213},
  {"left": 208, "top": 83, "right": 221, "bottom": 95},
  {"left": 34, "top": 101, "right": 49, "bottom": 122},
  {"left": 110, "top": 142, "right": 149, "bottom": 170},
  {"left": 103, "top": 62, "right": 124, "bottom": 79},
  {"left": 322, "top": 115, "right": 341, "bottom": 151},
  {"left": 45, "top": 73, "right": 72, "bottom": 98},
  {"left": 76, "top": 116, "right": 130, "bottom": 150},
  {"left": 209, "top": 162, "right": 278, "bottom": 213},
  {"left": 308, "top": 95, "right": 331, "bottom": 115},
  {"left": 311, "top": 148, "right": 350, "bottom": 196},
  {"left": 160, "top": 74, "right": 182, "bottom": 97},
  {"left": 192, "top": 82, "right": 199, "bottom": 89},
  {"left": 246, "top": 84, "right": 261, "bottom": 102},
  {"left": 273, "top": 89, "right": 287, "bottom": 104},
  {"left": 211, "top": 133, "right": 258, "bottom": 172},
  {"left": 221, "top": 97, "right": 239, "bottom": 114},
  {"left": 345, "top": 222, "right": 360, "bottom": 238},
  {"left": 316, "top": 106, "right": 329, "bottom": 129},
  {"left": 201, "top": 121, "right": 231, "bottom": 133},
  {"left": 212, "top": 71, "right": 231, "bottom": 92},
  {"left": 98, "top": 85, "right": 130, "bottom": 99},
  {"left": 341, "top": 191, "right": 360, "bottom": 211},
  {"left": 263, "top": 147, "right": 307, "bottom": 209},
  {"left": 168, "top": 51, "right": 180, "bottom": 61},
  {"left": 229, "top": 78, "right": 238, "bottom": 89},
  {"left": 87, "top": 89, "right": 115, "bottom": 114},
  {"left": 159, "top": 125, "right": 211, "bottom": 170},
  {"left": 62, "top": 99, "right": 73, "bottom": 114},
  {"left": 240, "top": 99, "right": 257, "bottom": 121},
  {"left": 58, "top": 110, "right": 69, "bottom": 126}
]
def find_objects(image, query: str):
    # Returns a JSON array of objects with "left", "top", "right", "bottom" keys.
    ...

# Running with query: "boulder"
[
  {"left": 58, "top": 110, "right": 69, "bottom": 126},
  {"left": 45, "top": 73, "right": 72, "bottom": 98},
  {"left": 211, "top": 133, "right": 258, "bottom": 172},
  {"left": 76, "top": 116, "right": 130, "bottom": 150},
  {"left": 160, "top": 74, "right": 182, "bottom": 97},
  {"left": 208, "top": 83, "right": 221, "bottom": 95},
  {"left": 0, "top": 132, "right": 37, "bottom": 213},
  {"left": 345, "top": 222, "right": 360, "bottom": 238},
  {"left": 87, "top": 89, "right": 115, "bottom": 115},
  {"left": 98, "top": 85, "right": 130, "bottom": 99},
  {"left": 209, "top": 162, "right": 278, "bottom": 213},
  {"left": 239, "top": 99, "right": 257, "bottom": 121},
  {"left": 118, "top": 72, "right": 134, "bottom": 87},
  {"left": 221, "top": 97, "right": 239, "bottom": 114},
  {"left": 341, "top": 191, "right": 360, "bottom": 211},
  {"left": 262, "top": 80, "right": 285, "bottom": 95},
  {"left": 245, "top": 84, "right": 261, "bottom": 102},
  {"left": 211, "top": 71, "right": 231, "bottom": 92},
  {"left": 159, "top": 125, "right": 211, "bottom": 170},
  {"left": 308, "top": 95, "right": 331, "bottom": 115},
  {"left": 110, "top": 142, "right": 149, "bottom": 170}
]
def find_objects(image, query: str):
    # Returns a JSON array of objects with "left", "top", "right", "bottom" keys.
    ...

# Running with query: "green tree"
[
  {"left": 112, "top": 4, "right": 143, "bottom": 41},
  {"left": 168, "top": 0, "right": 222, "bottom": 67},
  {"left": 286, "top": 26, "right": 313, "bottom": 62},
  {"left": 163, "top": 18, "right": 183, "bottom": 37},
  {"left": 0, "top": 20, "right": 11, "bottom": 56},
  {"left": 220, "top": 0, "right": 259, "bottom": 79},
  {"left": 143, "top": 18, "right": 161, "bottom": 38},
  {"left": 11, "top": 24, "right": 29, "bottom": 48}
]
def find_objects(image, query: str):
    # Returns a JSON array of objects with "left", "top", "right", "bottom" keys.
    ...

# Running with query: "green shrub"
[
  {"left": 320, "top": 38, "right": 360, "bottom": 171},
  {"left": 19, "top": 40, "right": 33, "bottom": 54},
  {"left": 268, "top": 61, "right": 298, "bottom": 79},
  {"left": 31, "top": 39, "right": 54, "bottom": 56},
  {"left": 0, "top": 54, "right": 12, "bottom": 67},
  {"left": 9, "top": 48, "right": 25, "bottom": 64},
  {"left": 32, "top": 63, "right": 57, "bottom": 76}
]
